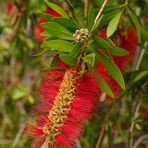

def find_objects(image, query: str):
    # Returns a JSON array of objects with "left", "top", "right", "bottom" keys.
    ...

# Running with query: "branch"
[
  {"left": 135, "top": 42, "right": 148, "bottom": 70},
  {"left": 76, "top": 140, "right": 82, "bottom": 148},
  {"left": 76, "top": 0, "right": 109, "bottom": 66},
  {"left": 12, "top": 124, "right": 26, "bottom": 147},
  {"left": 125, "top": 0, "right": 128, "bottom": 5},
  {"left": 95, "top": 102, "right": 113, "bottom": 148},
  {"left": 94, "top": 0, "right": 109, "bottom": 25},
  {"left": 129, "top": 93, "right": 144, "bottom": 148},
  {"left": 76, "top": 40, "right": 88, "bottom": 65},
  {"left": 133, "top": 134, "right": 148, "bottom": 148},
  {"left": 95, "top": 111, "right": 109, "bottom": 148},
  {"left": 84, "top": 0, "right": 90, "bottom": 17}
]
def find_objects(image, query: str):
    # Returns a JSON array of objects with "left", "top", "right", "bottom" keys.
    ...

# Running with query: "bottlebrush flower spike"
[
  {"left": 97, "top": 26, "right": 138, "bottom": 96},
  {"left": 27, "top": 66, "right": 100, "bottom": 148}
]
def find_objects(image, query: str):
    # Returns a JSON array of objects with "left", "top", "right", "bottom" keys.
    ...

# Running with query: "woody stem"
[{"left": 94, "top": 0, "right": 109, "bottom": 25}]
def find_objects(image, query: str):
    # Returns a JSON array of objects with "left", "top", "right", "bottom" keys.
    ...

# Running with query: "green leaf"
[
  {"left": 83, "top": 53, "right": 96, "bottom": 69},
  {"left": 71, "top": 43, "right": 82, "bottom": 57},
  {"left": 133, "top": 70, "right": 148, "bottom": 82},
  {"left": 41, "top": 22, "right": 73, "bottom": 40},
  {"left": 128, "top": 8, "right": 141, "bottom": 42},
  {"left": 94, "top": 36, "right": 129, "bottom": 56},
  {"left": 104, "top": 4, "right": 125, "bottom": 13},
  {"left": 113, "top": 47, "right": 129, "bottom": 56},
  {"left": 40, "top": 11, "right": 53, "bottom": 21},
  {"left": 27, "top": 95, "right": 35, "bottom": 104},
  {"left": 11, "top": 84, "right": 29, "bottom": 100},
  {"left": 107, "top": 10, "right": 123, "bottom": 37},
  {"left": 46, "top": 2, "right": 69, "bottom": 18},
  {"left": 93, "top": 47, "right": 125, "bottom": 90},
  {"left": 95, "top": 70, "right": 114, "bottom": 98},
  {"left": 34, "top": 49, "right": 48, "bottom": 56},
  {"left": 51, "top": 18, "right": 79, "bottom": 29},
  {"left": 91, "top": 15, "right": 103, "bottom": 33},
  {"left": 99, "top": 76, "right": 114, "bottom": 98},
  {"left": 59, "top": 54, "right": 77, "bottom": 66},
  {"left": 42, "top": 22, "right": 72, "bottom": 35},
  {"left": 94, "top": 36, "right": 112, "bottom": 51},
  {"left": 88, "top": 5, "right": 95, "bottom": 31},
  {"left": 19, "top": 34, "right": 34, "bottom": 49},
  {"left": 41, "top": 39, "right": 73, "bottom": 52},
  {"left": 141, "top": 27, "right": 148, "bottom": 41},
  {"left": 40, "top": 31, "right": 51, "bottom": 37}
]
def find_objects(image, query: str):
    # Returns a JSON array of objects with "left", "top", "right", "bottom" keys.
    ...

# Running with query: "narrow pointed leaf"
[
  {"left": 41, "top": 39, "right": 73, "bottom": 52},
  {"left": 46, "top": 2, "right": 69, "bottom": 18},
  {"left": 71, "top": 43, "right": 82, "bottom": 57},
  {"left": 88, "top": 5, "right": 95, "bottom": 31},
  {"left": 40, "top": 12, "right": 53, "bottom": 21},
  {"left": 91, "top": 15, "right": 103, "bottom": 33},
  {"left": 59, "top": 54, "right": 77, "bottom": 66},
  {"left": 127, "top": 8, "right": 141, "bottom": 42},
  {"left": 93, "top": 47, "right": 125, "bottom": 90},
  {"left": 97, "top": 71, "right": 114, "bottom": 98},
  {"left": 83, "top": 53, "right": 96, "bottom": 69},
  {"left": 107, "top": 10, "right": 123, "bottom": 37},
  {"left": 99, "top": 76, "right": 115, "bottom": 98},
  {"left": 52, "top": 18, "right": 79, "bottom": 29},
  {"left": 94, "top": 36, "right": 129, "bottom": 56},
  {"left": 42, "top": 22, "right": 72, "bottom": 35},
  {"left": 34, "top": 49, "right": 48, "bottom": 56},
  {"left": 133, "top": 70, "right": 148, "bottom": 82},
  {"left": 41, "top": 22, "right": 73, "bottom": 40}
]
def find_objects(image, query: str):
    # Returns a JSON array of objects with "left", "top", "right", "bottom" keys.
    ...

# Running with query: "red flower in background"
[
  {"left": 7, "top": 2, "right": 17, "bottom": 17},
  {"left": 27, "top": 62, "right": 100, "bottom": 147},
  {"left": 97, "top": 27, "right": 138, "bottom": 96},
  {"left": 34, "top": 6, "right": 61, "bottom": 40}
]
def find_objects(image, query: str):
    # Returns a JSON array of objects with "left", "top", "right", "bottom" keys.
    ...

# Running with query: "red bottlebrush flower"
[
  {"left": 113, "top": 27, "right": 138, "bottom": 70},
  {"left": 97, "top": 27, "right": 138, "bottom": 96},
  {"left": 7, "top": 2, "right": 16, "bottom": 17},
  {"left": 34, "top": 6, "right": 61, "bottom": 40},
  {"left": 27, "top": 67, "right": 100, "bottom": 147}
]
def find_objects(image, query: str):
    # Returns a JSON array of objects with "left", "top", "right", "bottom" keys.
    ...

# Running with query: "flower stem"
[
  {"left": 129, "top": 93, "right": 143, "bottom": 148},
  {"left": 95, "top": 102, "right": 113, "bottom": 148},
  {"left": 95, "top": 111, "right": 109, "bottom": 148}
]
